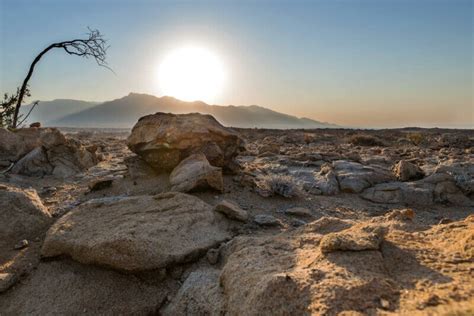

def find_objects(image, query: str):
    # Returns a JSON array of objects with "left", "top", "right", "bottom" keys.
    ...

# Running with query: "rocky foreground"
[{"left": 0, "top": 114, "right": 473, "bottom": 315}]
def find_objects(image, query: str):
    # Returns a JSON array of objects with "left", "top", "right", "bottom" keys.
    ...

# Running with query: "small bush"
[
  {"left": 349, "top": 134, "right": 385, "bottom": 147},
  {"left": 407, "top": 133, "right": 424, "bottom": 146},
  {"left": 256, "top": 174, "right": 301, "bottom": 198}
]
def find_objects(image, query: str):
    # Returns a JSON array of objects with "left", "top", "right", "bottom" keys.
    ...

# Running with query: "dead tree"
[{"left": 11, "top": 28, "right": 110, "bottom": 128}]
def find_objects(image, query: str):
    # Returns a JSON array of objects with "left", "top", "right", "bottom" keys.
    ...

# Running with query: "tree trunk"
[{"left": 12, "top": 43, "right": 56, "bottom": 128}]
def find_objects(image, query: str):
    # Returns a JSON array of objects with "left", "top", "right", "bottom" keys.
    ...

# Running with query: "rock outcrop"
[
  {"left": 169, "top": 153, "right": 223, "bottom": 192},
  {"left": 0, "top": 128, "right": 98, "bottom": 177},
  {"left": 41, "top": 192, "right": 231, "bottom": 271},
  {"left": 0, "top": 184, "right": 51, "bottom": 241},
  {"left": 333, "top": 160, "right": 394, "bottom": 193},
  {"left": 362, "top": 170, "right": 473, "bottom": 206},
  {"left": 162, "top": 268, "right": 224, "bottom": 316},
  {"left": 214, "top": 213, "right": 474, "bottom": 315},
  {"left": 127, "top": 112, "right": 244, "bottom": 171}
]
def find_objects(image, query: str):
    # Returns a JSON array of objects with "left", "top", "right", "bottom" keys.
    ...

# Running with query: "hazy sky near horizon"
[{"left": 1, "top": 0, "right": 472, "bottom": 128}]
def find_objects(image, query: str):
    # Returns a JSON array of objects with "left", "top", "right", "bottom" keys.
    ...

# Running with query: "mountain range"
[{"left": 21, "top": 93, "right": 338, "bottom": 129}]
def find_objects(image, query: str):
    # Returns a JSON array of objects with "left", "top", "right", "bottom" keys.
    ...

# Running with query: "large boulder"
[
  {"left": 333, "top": 160, "right": 394, "bottom": 193},
  {"left": 169, "top": 153, "right": 223, "bottom": 192},
  {"left": 0, "top": 184, "right": 51, "bottom": 241},
  {"left": 41, "top": 192, "right": 231, "bottom": 271},
  {"left": 127, "top": 113, "right": 244, "bottom": 171}
]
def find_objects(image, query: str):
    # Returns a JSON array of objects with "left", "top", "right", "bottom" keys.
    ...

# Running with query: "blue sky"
[{"left": 0, "top": 0, "right": 472, "bottom": 127}]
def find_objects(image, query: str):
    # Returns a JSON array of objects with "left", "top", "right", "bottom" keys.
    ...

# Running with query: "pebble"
[
  {"left": 254, "top": 214, "right": 281, "bottom": 226},
  {"left": 285, "top": 207, "right": 312, "bottom": 217},
  {"left": 14, "top": 239, "right": 29, "bottom": 250},
  {"left": 206, "top": 248, "right": 220, "bottom": 265}
]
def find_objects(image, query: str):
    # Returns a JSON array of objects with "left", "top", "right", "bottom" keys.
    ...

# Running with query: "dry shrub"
[
  {"left": 407, "top": 133, "right": 424, "bottom": 146},
  {"left": 256, "top": 174, "right": 301, "bottom": 198},
  {"left": 349, "top": 134, "right": 385, "bottom": 147},
  {"left": 303, "top": 133, "right": 316, "bottom": 144}
]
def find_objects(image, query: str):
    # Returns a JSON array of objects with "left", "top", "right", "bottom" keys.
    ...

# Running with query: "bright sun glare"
[{"left": 157, "top": 46, "right": 225, "bottom": 103}]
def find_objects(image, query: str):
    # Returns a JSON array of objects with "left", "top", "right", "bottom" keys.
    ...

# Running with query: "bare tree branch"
[
  {"left": 17, "top": 100, "right": 39, "bottom": 127},
  {"left": 11, "top": 28, "right": 111, "bottom": 128}
]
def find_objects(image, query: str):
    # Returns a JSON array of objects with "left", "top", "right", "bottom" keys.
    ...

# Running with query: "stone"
[
  {"left": 254, "top": 214, "right": 281, "bottom": 226},
  {"left": 0, "top": 128, "right": 40, "bottom": 165},
  {"left": 0, "top": 127, "right": 98, "bottom": 178},
  {"left": 11, "top": 147, "right": 53, "bottom": 177},
  {"left": 162, "top": 269, "right": 224, "bottom": 316},
  {"left": 361, "top": 182, "right": 434, "bottom": 205},
  {"left": 380, "top": 298, "right": 390, "bottom": 309},
  {"left": 299, "top": 163, "right": 340, "bottom": 195},
  {"left": 435, "top": 161, "right": 474, "bottom": 195},
  {"left": 29, "top": 122, "right": 41, "bottom": 128},
  {"left": 312, "top": 165, "right": 340, "bottom": 195},
  {"left": 393, "top": 160, "right": 424, "bottom": 181},
  {"left": 333, "top": 160, "right": 394, "bottom": 193},
  {"left": 319, "top": 224, "right": 386, "bottom": 253},
  {"left": 0, "top": 184, "right": 51, "bottom": 241},
  {"left": 13, "top": 239, "right": 29, "bottom": 250},
  {"left": 0, "top": 273, "right": 17, "bottom": 293},
  {"left": 0, "top": 261, "right": 172, "bottom": 315},
  {"left": 124, "top": 156, "right": 158, "bottom": 179},
  {"left": 169, "top": 154, "right": 223, "bottom": 192},
  {"left": 206, "top": 248, "right": 220, "bottom": 265},
  {"left": 48, "top": 138, "right": 98, "bottom": 178},
  {"left": 361, "top": 174, "right": 473, "bottom": 206},
  {"left": 127, "top": 112, "right": 244, "bottom": 171},
  {"left": 41, "top": 192, "right": 231, "bottom": 271},
  {"left": 214, "top": 199, "right": 249, "bottom": 222},
  {"left": 290, "top": 218, "right": 307, "bottom": 227},
  {"left": 284, "top": 207, "right": 312, "bottom": 217}
]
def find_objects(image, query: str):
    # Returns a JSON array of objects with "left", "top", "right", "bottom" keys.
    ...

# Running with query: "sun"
[{"left": 157, "top": 46, "right": 226, "bottom": 103}]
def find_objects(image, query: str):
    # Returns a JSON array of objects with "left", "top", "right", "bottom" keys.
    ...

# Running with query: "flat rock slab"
[
  {"left": 0, "top": 261, "right": 173, "bottom": 315},
  {"left": 41, "top": 192, "right": 231, "bottom": 271},
  {"left": 333, "top": 160, "right": 394, "bottom": 193}
]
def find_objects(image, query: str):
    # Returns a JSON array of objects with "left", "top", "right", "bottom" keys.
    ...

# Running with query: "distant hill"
[
  {"left": 20, "top": 99, "right": 99, "bottom": 125},
  {"left": 30, "top": 93, "right": 338, "bottom": 129}
]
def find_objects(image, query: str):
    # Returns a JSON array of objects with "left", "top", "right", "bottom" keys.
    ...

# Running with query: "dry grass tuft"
[{"left": 407, "top": 132, "right": 424, "bottom": 146}]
